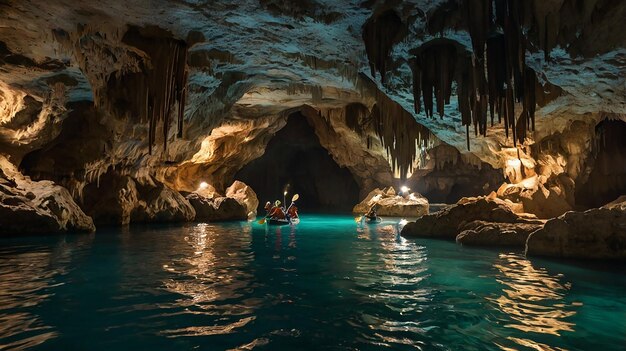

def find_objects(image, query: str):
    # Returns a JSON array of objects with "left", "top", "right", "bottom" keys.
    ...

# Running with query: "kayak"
[
  {"left": 364, "top": 216, "right": 382, "bottom": 224},
  {"left": 267, "top": 217, "right": 299, "bottom": 225}
]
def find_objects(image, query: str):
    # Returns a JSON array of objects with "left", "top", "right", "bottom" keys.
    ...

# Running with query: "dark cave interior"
[
  {"left": 575, "top": 119, "right": 626, "bottom": 208},
  {"left": 235, "top": 113, "right": 360, "bottom": 213}
]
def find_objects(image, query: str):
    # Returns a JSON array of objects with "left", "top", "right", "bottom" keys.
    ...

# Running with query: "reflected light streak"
[{"left": 489, "top": 253, "right": 579, "bottom": 350}]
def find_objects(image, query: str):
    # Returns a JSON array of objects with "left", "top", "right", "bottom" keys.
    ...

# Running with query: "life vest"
[
  {"left": 268, "top": 206, "right": 286, "bottom": 219},
  {"left": 287, "top": 205, "right": 298, "bottom": 218}
]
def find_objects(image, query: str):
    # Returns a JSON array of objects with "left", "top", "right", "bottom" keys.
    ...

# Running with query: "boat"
[
  {"left": 364, "top": 216, "right": 382, "bottom": 224},
  {"left": 267, "top": 217, "right": 299, "bottom": 225}
]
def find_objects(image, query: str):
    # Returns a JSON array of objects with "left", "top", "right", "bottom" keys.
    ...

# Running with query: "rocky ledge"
[
  {"left": 0, "top": 156, "right": 94, "bottom": 234},
  {"left": 526, "top": 197, "right": 626, "bottom": 260},
  {"left": 401, "top": 196, "right": 545, "bottom": 248},
  {"left": 184, "top": 180, "right": 258, "bottom": 222},
  {"left": 353, "top": 187, "right": 429, "bottom": 217}
]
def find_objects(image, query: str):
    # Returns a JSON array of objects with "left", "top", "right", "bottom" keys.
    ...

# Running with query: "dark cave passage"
[
  {"left": 234, "top": 113, "right": 360, "bottom": 213},
  {"left": 575, "top": 119, "right": 626, "bottom": 208}
]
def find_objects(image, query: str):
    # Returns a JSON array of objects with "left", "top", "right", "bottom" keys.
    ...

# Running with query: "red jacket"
[{"left": 268, "top": 207, "right": 286, "bottom": 219}]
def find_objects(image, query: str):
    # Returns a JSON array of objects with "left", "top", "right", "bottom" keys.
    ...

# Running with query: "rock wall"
[
  {"left": 0, "top": 156, "right": 94, "bottom": 234},
  {"left": 526, "top": 198, "right": 626, "bottom": 260}
]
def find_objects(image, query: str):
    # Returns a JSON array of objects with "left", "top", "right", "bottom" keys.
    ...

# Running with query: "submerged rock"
[
  {"left": 402, "top": 196, "right": 543, "bottom": 248},
  {"left": 0, "top": 156, "right": 94, "bottom": 234},
  {"left": 526, "top": 200, "right": 626, "bottom": 260},
  {"left": 225, "top": 180, "right": 259, "bottom": 219},
  {"left": 186, "top": 193, "right": 247, "bottom": 222},
  {"left": 353, "top": 187, "right": 429, "bottom": 217}
]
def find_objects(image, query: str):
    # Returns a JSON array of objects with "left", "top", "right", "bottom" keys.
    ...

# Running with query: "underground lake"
[{"left": 1, "top": 215, "right": 625, "bottom": 351}]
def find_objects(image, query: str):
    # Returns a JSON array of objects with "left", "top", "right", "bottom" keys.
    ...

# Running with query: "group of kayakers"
[{"left": 264, "top": 199, "right": 299, "bottom": 221}]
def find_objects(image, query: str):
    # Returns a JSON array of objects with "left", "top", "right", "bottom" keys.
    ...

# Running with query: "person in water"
[{"left": 267, "top": 200, "right": 286, "bottom": 219}]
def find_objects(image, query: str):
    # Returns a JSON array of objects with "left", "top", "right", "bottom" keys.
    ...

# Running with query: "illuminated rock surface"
[
  {"left": 526, "top": 198, "right": 626, "bottom": 260},
  {"left": 401, "top": 196, "right": 544, "bottom": 247},
  {"left": 352, "top": 187, "right": 429, "bottom": 217}
]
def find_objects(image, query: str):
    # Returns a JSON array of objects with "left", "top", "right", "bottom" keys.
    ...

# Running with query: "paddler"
[
  {"left": 365, "top": 203, "right": 378, "bottom": 221},
  {"left": 267, "top": 200, "right": 286, "bottom": 219}
]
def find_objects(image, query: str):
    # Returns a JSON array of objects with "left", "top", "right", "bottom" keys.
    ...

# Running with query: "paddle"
[
  {"left": 286, "top": 194, "right": 299, "bottom": 212},
  {"left": 257, "top": 217, "right": 266, "bottom": 225}
]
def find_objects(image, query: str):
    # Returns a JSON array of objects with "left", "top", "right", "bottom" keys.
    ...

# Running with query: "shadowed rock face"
[{"left": 575, "top": 120, "right": 626, "bottom": 208}]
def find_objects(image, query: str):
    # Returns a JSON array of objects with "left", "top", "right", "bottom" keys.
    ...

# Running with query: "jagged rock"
[
  {"left": 186, "top": 193, "right": 247, "bottom": 222},
  {"left": 526, "top": 200, "right": 626, "bottom": 260},
  {"left": 82, "top": 174, "right": 139, "bottom": 225},
  {"left": 131, "top": 180, "right": 196, "bottom": 223},
  {"left": 456, "top": 220, "right": 544, "bottom": 247},
  {"left": 82, "top": 172, "right": 194, "bottom": 225},
  {"left": 225, "top": 180, "right": 259, "bottom": 218},
  {"left": 0, "top": 156, "right": 94, "bottom": 234},
  {"left": 401, "top": 196, "right": 538, "bottom": 243},
  {"left": 353, "top": 187, "right": 429, "bottom": 217}
]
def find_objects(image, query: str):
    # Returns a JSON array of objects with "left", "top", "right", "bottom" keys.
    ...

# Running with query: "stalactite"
[
  {"left": 409, "top": 0, "right": 549, "bottom": 149},
  {"left": 411, "top": 40, "right": 457, "bottom": 118},
  {"left": 362, "top": 9, "right": 406, "bottom": 84},
  {"left": 369, "top": 90, "right": 431, "bottom": 179},
  {"left": 102, "top": 26, "right": 188, "bottom": 154},
  {"left": 344, "top": 102, "right": 370, "bottom": 135}
]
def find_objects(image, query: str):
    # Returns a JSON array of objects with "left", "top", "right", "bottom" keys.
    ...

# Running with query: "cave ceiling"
[{"left": 0, "top": 0, "right": 625, "bottom": 186}]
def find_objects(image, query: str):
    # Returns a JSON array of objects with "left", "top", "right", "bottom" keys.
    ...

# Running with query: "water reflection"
[
  {"left": 0, "top": 235, "right": 93, "bottom": 351},
  {"left": 352, "top": 221, "right": 433, "bottom": 349},
  {"left": 160, "top": 223, "right": 260, "bottom": 338},
  {"left": 490, "top": 253, "right": 580, "bottom": 350}
]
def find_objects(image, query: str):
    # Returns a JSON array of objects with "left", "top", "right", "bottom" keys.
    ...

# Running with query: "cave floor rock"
[{"left": 401, "top": 196, "right": 545, "bottom": 249}]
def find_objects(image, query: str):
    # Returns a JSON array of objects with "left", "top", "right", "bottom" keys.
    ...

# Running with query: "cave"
[
  {"left": 234, "top": 112, "right": 360, "bottom": 212},
  {"left": 575, "top": 119, "right": 626, "bottom": 208},
  {"left": 1, "top": 1, "right": 626, "bottom": 349}
]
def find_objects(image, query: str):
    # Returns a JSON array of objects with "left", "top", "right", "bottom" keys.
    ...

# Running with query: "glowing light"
[
  {"left": 199, "top": 181, "right": 209, "bottom": 190},
  {"left": 401, "top": 186, "right": 410, "bottom": 193},
  {"left": 284, "top": 191, "right": 287, "bottom": 195}
]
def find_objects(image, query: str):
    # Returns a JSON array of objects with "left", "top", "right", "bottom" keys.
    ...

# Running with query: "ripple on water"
[{"left": 0, "top": 217, "right": 625, "bottom": 351}]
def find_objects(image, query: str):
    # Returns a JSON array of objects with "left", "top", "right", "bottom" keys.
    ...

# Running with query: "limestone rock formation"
[
  {"left": 225, "top": 180, "right": 259, "bottom": 219},
  {"left": 81, "top": 171, "right": 194, "bottom": 225},
  {"left": 131, "top": 180, "right": 196, "bottom": 224},
  {"left": 0, "top": 156, "right": 94, "bottom": 234},
  {"left": 526, "top": 200, "right": 626, "bottom": 260},
  {"left": 0, "top": 0, "right": 624, "bottom": 239},
  {"left": 456, "top": 220, "right": 544, "bottom": 247},
  {"left": 353, "top": 187, "right": 429, "bottom": 217},
  {"left": 186, "top": 193, "right": 247, "bottom": 222},
  {"left": 401, "top": 196, "right": 544, "bottom": 248}
]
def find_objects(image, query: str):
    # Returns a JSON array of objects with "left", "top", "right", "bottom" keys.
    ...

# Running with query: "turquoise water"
[{"left": 1, "top": 214, "right": 625, "bottom": 351}]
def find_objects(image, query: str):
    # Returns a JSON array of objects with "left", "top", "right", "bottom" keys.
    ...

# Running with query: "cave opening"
[
  {"left": 234, "top": 112, "right": 360, "bottom": 213},
  {"left": 575, "top": 119, "right": 626, "bottom": 208}
]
